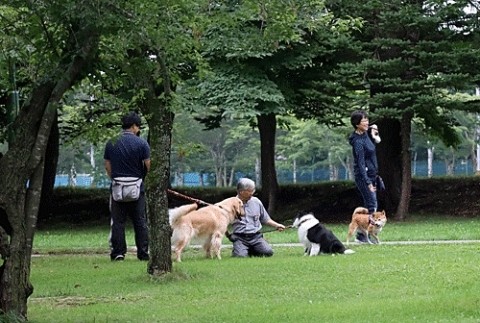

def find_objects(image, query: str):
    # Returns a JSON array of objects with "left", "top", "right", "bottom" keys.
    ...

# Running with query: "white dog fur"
[{"left": 293, "top": 212, "right": 355, "bottom": 256}]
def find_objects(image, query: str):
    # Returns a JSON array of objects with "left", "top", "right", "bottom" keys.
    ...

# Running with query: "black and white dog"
[{"left": 292, "top": 211, "right": 355, "bottom": 256}]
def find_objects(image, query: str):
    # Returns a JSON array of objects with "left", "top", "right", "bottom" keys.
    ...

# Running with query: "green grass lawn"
[
  {"left": 28, "top": 215, "right": 480, "bottom": 322},
  {"left": 33, "top": 215, "right": 480, "bottom": 253}
]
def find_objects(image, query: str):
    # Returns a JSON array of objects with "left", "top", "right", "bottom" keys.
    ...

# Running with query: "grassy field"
[
  {"left": 33, "top": 215, "right": 480, "bottom": 253},
  {"left": 27, "top": 215, "right": 480, "bottom": 322}
]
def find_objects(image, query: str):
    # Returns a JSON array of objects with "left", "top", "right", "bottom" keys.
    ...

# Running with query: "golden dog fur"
[
  {"left": 346, "top": 207, "right": 387, "bottom": 245},
  {"left": 169, "top": 197, "right": 244, "bottom": 262}
]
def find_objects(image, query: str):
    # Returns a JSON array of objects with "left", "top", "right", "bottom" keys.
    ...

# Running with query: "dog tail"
[
  {"left": 353, "top": 207, "right": 369, "bottom": 215},
  {"left": 343, "top": 249, "right": 356, "bottom": 255},
  {"left": 168, "top": 203, "right": 198, "bottom": 225}
]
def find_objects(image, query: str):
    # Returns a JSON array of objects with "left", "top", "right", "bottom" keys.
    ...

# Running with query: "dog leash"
[
  {"left": 167, "top": 189, "right": 214, "bottom": 207},
  {"left": 167, "top": 189, "right": 292, "bottom": 237},
  {"left": 261, "top": 225, "right": 293, "bottom": 233},
  {"left": 225, "top": 225, "right": 293, "bottom": 243}
]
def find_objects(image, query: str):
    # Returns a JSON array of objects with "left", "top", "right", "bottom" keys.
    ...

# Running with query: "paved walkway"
[
  {"left": 166, "top": 239, "right": 480, "bottom": 251},
  {"left": 32, "top": 240, "right": 480, "bottom": 257},
  {"left": 206, "top": 239, "right": 480, "bottom": 248},
  {"left": 359, "top": 240, "right": 480, "bottom": 245},
  {"left": 144, "top": 240, "right": 480, "bottom": 254}
]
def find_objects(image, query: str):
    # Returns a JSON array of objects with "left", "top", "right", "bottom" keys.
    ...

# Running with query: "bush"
[
  {"left": 39, "top": 177, "right": 480, "bottom": 225},
  {"left": 39, "top": 187, "right": 110, "bottom": 225}
]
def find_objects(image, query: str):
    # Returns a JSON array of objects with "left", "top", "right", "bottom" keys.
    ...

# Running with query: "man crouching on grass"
[{"left": 228, "top": 178, "right": 285, "bottom": 257}]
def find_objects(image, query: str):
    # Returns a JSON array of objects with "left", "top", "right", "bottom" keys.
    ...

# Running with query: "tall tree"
[
  {"left": 95, "top": 0, "right": 207, "bottom": 275},
  {"left": 0, "top": 1, "right": 131, "bottom": 318},
  {"left": 185, "top": 0, "right": 358, "bottom": 214},
  {"left": 325, "top": 0, "right": 480, "bottom": 219},
  {"left": 0, "top": 2, "right": 247, "bottom": 318}
]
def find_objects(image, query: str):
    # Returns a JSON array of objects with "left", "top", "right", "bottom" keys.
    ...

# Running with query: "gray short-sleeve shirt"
[{"left": 232, "top": 196, "right": 271, "bottom": 234}]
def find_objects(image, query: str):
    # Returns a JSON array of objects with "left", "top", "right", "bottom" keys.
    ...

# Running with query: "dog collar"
[{"left": 297, "top": 218, "right": 311, "bottom": 226}]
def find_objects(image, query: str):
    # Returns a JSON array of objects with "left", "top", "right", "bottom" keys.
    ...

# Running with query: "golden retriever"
[
  {"left": 346, "top": 207, "right": 387, "bottom": 245},
  {"left": 169, "top": 197, "right": 244, "bottom": 262}
]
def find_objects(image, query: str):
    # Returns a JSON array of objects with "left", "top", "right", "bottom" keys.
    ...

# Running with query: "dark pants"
[
  {"left": 355, "top": 175, "right": 378, "bottom": 241},
  {"left": 110, "top": 193, "right": 149, "bottom": 260},
  {"left": 354, "top": 175, "right": 378, "bottom": 214},
  {"left": 231, "top": 233, "right": 274, "bottom": 257}
]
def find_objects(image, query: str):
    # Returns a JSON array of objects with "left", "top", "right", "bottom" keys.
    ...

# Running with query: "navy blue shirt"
[
  {"left": 104, "top": 131, "right": 150, "bottom": 179},
  {"left": 348, "top": 131, "right": 378, "bottom": 185}
]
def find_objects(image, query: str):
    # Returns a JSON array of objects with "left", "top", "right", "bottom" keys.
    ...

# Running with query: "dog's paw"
[{"left": 343, "top": 249, "right": 355, "bottom": 255}]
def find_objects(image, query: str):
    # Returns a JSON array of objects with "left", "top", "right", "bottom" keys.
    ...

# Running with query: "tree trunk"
[
  {"left": 145, "top": 109, "right": 174, "bottom": 275},
  {"left": 143, "top": 52, "right": 175, "bottom": 276},
  {"left": 376, "top": 117, "right": 402, "bottom": 217},
  {"left": 257, "top": 113, "right": 279, "bottom": 216},
  {"left": 376, "top": 112, "right": 413, "bottom": 220},
  {"left": 396, "top": 112, "right": 413, "bottom": 220},
  {"left": 39, "top": 116, "right": 59, "bottom": 220},
  {"left": 0, "top": 81, "right": 55, "bottom": 320},
  {"left": 476, "top": 114, "right": 480, "bottom": 175},
  {"left": 427, "top": 146, "right": 434, "bottom": 177},
  {"left": 228, "top": 167, "right": 235, "bottom": 187},
  {"left": 293, "top": 158, "right": 297, "bottom": 183},
  {"left": 1, "top": 98, "right": 62, "bottom": 320},
  {"left": 255, "top": 158, "right": 261, "bottom": 185},
  {"left": 0, "top": 30, "right": 99, "bottom": 320},
  {"left": 412, "top": 151, "right": 417, "bottom": 176}
]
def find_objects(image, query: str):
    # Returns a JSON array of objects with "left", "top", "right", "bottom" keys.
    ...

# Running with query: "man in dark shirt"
[{"left": 104, "top": 112, "right": 150, "bottom": 261}]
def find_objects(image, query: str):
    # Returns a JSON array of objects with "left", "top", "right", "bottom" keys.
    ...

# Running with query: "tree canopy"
[{"left": 1, "top": 0, "right": 480, "bottom": 320}]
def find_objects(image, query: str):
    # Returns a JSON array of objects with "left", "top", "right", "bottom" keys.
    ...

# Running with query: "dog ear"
[{"left": 236, "top": 201, "right": 245, "bottom": 219}]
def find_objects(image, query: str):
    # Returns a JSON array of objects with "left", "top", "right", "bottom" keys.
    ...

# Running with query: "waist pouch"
[{"left": 112, "top": 177, "right": 142, "bottom": 202}]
